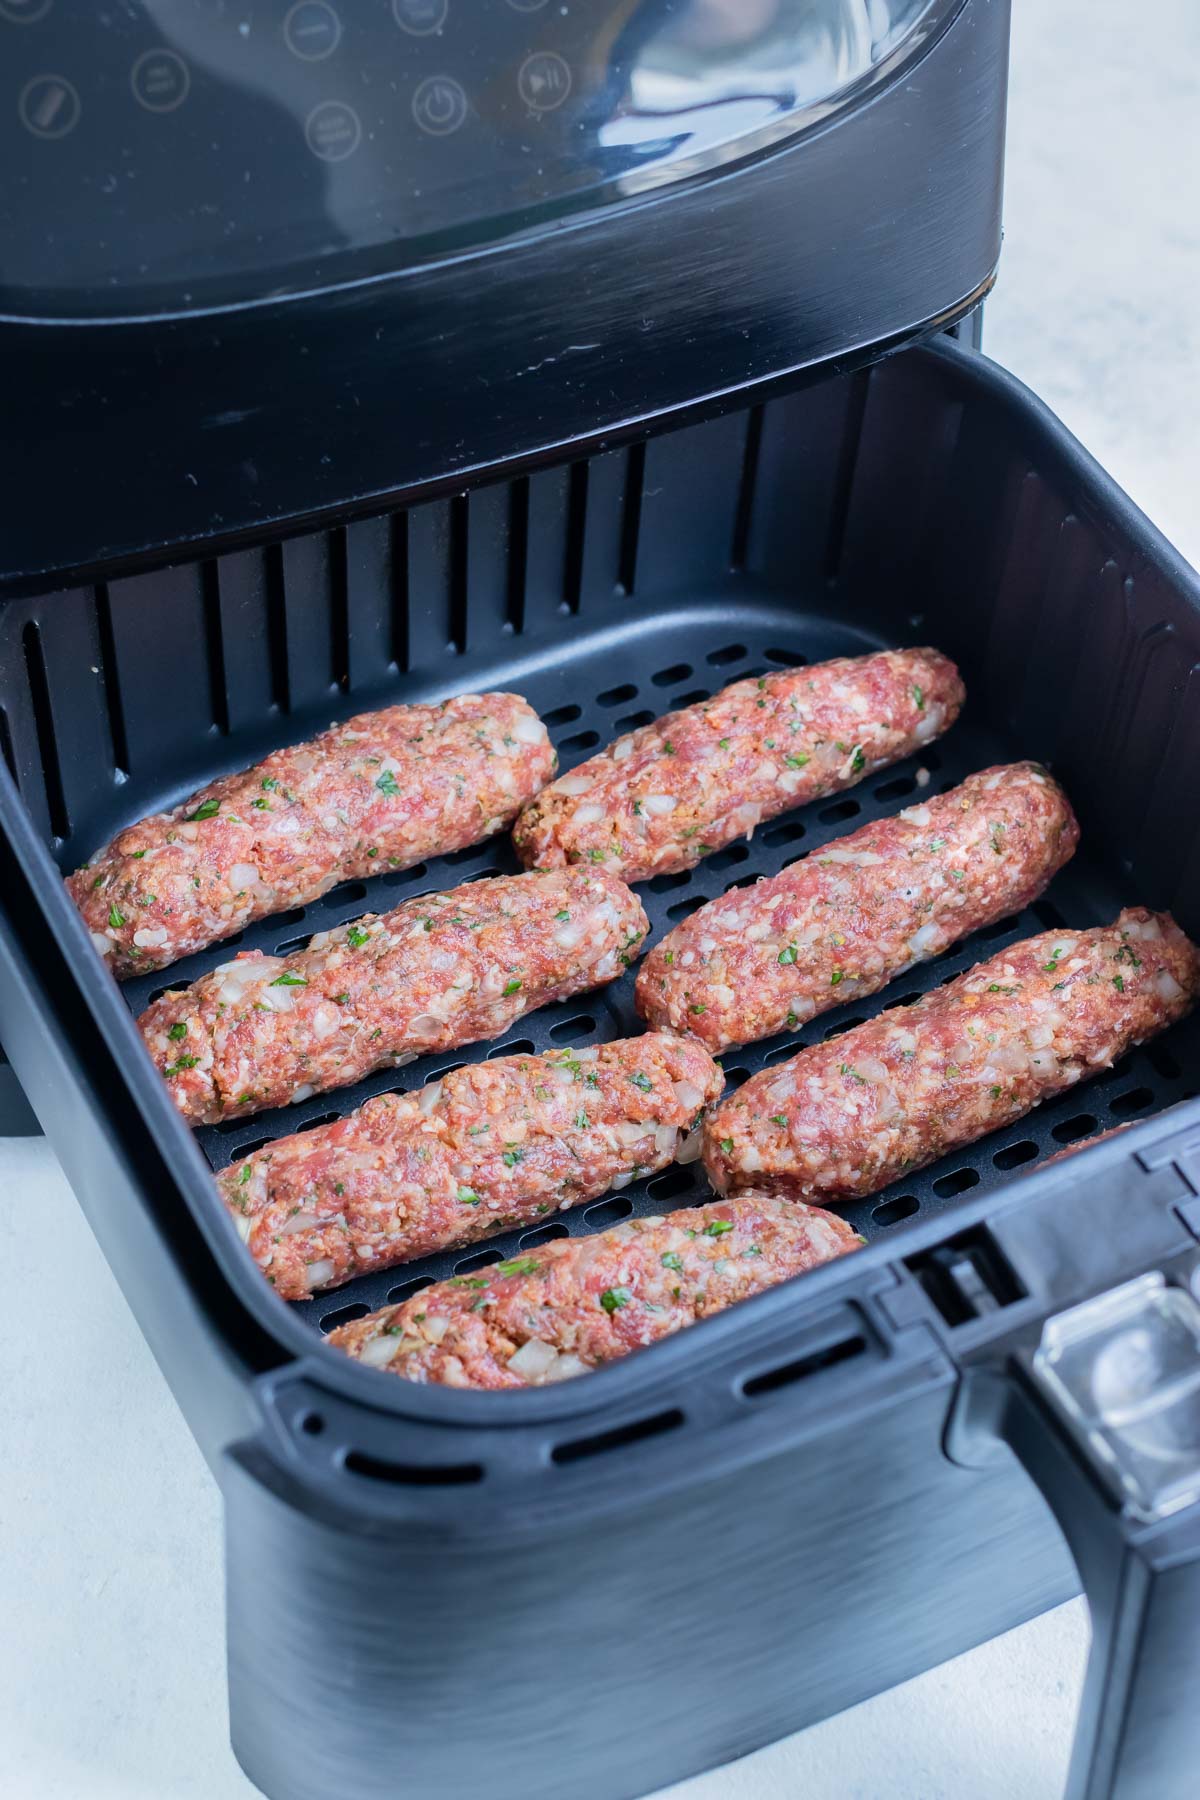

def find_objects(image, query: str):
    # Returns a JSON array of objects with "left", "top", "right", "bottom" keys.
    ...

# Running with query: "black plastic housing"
[
  {"left": 2, "top": 335, "right": 1199, "bottom": 1798},
  {"left": 0, "top": 0, "right": 1007, "bottom": 597}
]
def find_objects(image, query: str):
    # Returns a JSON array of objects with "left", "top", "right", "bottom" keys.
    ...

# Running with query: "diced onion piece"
[
  {"left": 554, "top": 920, "right": 586, "bottom": 951},
  {"left": 312, "top": 1004, "right": 341, "bottom": 1040},
  {"left": 1124, "top": 916, "right": 1163, "bottom": 942},
  {"left": 511, "top": 714, "right": 547, "bottom": 745},
  {"left": 393, "top": 1051, "right": 419, "bottom": 1068},
  {"left": 549, "top": 1354, "right": 588, "bottom": 1382},
  {"left": 90, "top": 931, "right": 114, "bottom": 957},
  {"left": 610, "top": 1171, "right": 635, "bottom": 1190},
  {"left": 573, "top": 803, "right": 606, "bottom": 825},
  {"left": 418, "top": 1081, "right": 443, "bottom": 1115},
  {"left": 909, "top": 923, "right": 943, "bottom": 957},
  {"left": 653, "top": 1124, "right": 680, "bottom": 1158},
  {"left": 1029, "top": 1049, "right": 1059, "bottom": 1077},
  {"left": 233, "top": 1214, "right": 252, "bottom": 1243},
  {"left": 357, "top": 1335, "right": 404, "bottom": 1370},
  {"left": 230, "top": 863, "right": 260, "bottom": 889},
  {"left": 556, "top": 774, "right": 595, "bottom": 797},
  {"left": 901, "top": 805, "right": 932, "bottom": 827},
  {"left": 642, "top": 794, "right": 678, "bottom": 816},
  {"left": 852, "top": 1056, "right": 891, "bottom": 1084},
  {"left": 303, "top": 1259, "right": 337, "bottom": 1290},
  {"left": 611, "top": 737, "right": 635, "bottom": 762},
  {"left": 423, "top": 1316, "right": 450, "bottom": 1344},
  {"left": 1155, "top": 970, "right": 1185, "bottom": 1003},
  {"left": 672, "top": 1079, "right": 705, "bottom": 1114},
  {"left": 278, "top": 1210, "right": 324, "bottom": 1237},
  {"left": 408, "top": 1014, "right": 445, "bottom": 1039},
  {"left": 508, "top": 1338, "right": 561, "bottom": 1382},
  {"left": 291, "top": 1083, "right": 315, "bottom": 1103},
  {"left": 262, "top": 985, "right": 296, "bottom": 1013},
  {"left": 676, "top": 1128, "right": 703, "bottom": 1164},
  {"left": 132, "top": 925, "right": 169, "bottom": 948}
]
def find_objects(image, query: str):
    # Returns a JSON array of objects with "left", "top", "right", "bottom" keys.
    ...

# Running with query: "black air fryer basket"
[{"left": 3, "top": 4, "right": 1200, "bottom": 1798}]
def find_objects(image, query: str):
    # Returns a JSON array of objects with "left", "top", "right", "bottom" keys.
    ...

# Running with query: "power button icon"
[{"left": 411, "top": 75, "right": 467, "bottom": 137}]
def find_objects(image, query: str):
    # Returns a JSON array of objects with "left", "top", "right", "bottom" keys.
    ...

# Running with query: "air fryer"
[{"left": 2, "top": 5, "right": 1199, "bottom": 1800}]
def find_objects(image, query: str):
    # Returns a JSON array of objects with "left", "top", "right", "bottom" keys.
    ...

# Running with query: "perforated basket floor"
[{"left": 111, "top": 601, "right": 1200, "bottom": 1339}]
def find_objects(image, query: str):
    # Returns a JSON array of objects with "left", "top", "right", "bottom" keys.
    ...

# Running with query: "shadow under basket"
[{"left": 1, "top": 338, "right": 1199, "bottom": 1800}]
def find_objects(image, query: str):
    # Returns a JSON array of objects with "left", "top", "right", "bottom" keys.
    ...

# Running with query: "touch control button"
[
  {"left": 412, "top": 75, "right": 467, "bottom": 137},
  {"left": 392, "top": 0, "right": 448, "bottom": 33},
  {"left": 0, "top": 0, "right": 54, "bottom": 24},
  {"left": 518, "top": 51, "right": 571, "bottom": 112},
  {"left": 506, "top": 0, "right": 550, "bottom": 11},
  {"left": 305, "top": 99, "right": 361, "bottom": 161},
  {"left": 18, "top": 72, "right": 79, "bottom": 138},
  {"left": 131, "top": 49, "right": 190, "bottom": 113},
  {"left": 284, "top": 1, "right": 341, "bottom": 61}
]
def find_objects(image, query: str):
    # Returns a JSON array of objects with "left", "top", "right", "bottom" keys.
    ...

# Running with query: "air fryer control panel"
[{"left": 3, "top": 0, "right": 947, "bottom": 315}]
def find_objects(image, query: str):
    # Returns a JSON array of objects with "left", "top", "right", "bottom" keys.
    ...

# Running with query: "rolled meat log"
[
  {"left": 328, "top": 1192, "right": 863, "bottom": 1388},
  {"left": 221, "top": 1032, "right": 724, "bottom": 1299},
  {"left": 636, "top": 762, "right": 1079, "bottom": 1052},
  {"left": 70, "top": 692, "right": 554, "bottom": 976},
  {"left": 704, "top": 909, "right": 1200, "bottom": 1203},
  {"left": 141, "top": 868, "right": 648, "bottom": 1125},
  {"left": 513, "top": 647, "right": 963, "bottom": 883}
]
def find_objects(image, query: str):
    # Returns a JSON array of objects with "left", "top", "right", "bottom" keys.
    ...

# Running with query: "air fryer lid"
[
  {"left": 7, "top": 0, "right": 967, "bottom": 314},
  {"left": 0, "top": 0, "right": 1007, "bottom": 595}
]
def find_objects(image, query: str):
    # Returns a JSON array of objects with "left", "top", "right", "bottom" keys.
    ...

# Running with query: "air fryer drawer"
[{"left": 0, "top": 336, "right": 1197, "bottom": 1800}]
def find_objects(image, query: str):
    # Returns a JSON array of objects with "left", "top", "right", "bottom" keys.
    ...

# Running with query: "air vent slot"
[
  {"left": 905, "top": 1224, "right": 1026, "bottom": 1328},
  {"left": 343, "top": 1452, "right": 484, "bottom": 1486},
  {"left": 319, "top": 1300, "right": 370, "bottom": 1333},
  {"left": 741, "top": 1332, "right": 866, "bottom": 1399},
  {"left": 551, "top": 1407, "right": 684, "bottom": 1466}
]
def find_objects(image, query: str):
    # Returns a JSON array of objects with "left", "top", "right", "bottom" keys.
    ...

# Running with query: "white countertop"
[{"left": 3, "top": 4, "right": 1197, "bottom": 1796}]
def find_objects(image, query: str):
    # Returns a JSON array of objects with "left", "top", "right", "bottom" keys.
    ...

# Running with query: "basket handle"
[{"left": 957, "top": 1273, "right": 1200, "bottom": 1800}]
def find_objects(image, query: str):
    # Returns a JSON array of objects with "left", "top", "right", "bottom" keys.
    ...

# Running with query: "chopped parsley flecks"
[
  {"left": 495, "top": 1256, "right": 541, "bottom": 1278},
  {"left": 778, "top": 944, "right": 798, "bottom": 965},
  {"left": 270, "top": 971, "right": 308, "bottom": 988},
  {"left": 167, "top": 1021, "right": 188, "bottom": 1041},
  {"left": 346, "top": 925, "right": 371, "bottom": 948},
  {"left": 600, "top": 1286, "right": 632, "bottom": 1314},
  {"left": 189, "top": 798, "right": 220, "bottom": 822},
  {"left": 375, "top": 769, "right": 400, "bottom": 797}
]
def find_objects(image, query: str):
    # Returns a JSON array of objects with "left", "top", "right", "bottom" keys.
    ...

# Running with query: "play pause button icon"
[{"left": 518, "top": 51, "right": 571, "bottom": 112}]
